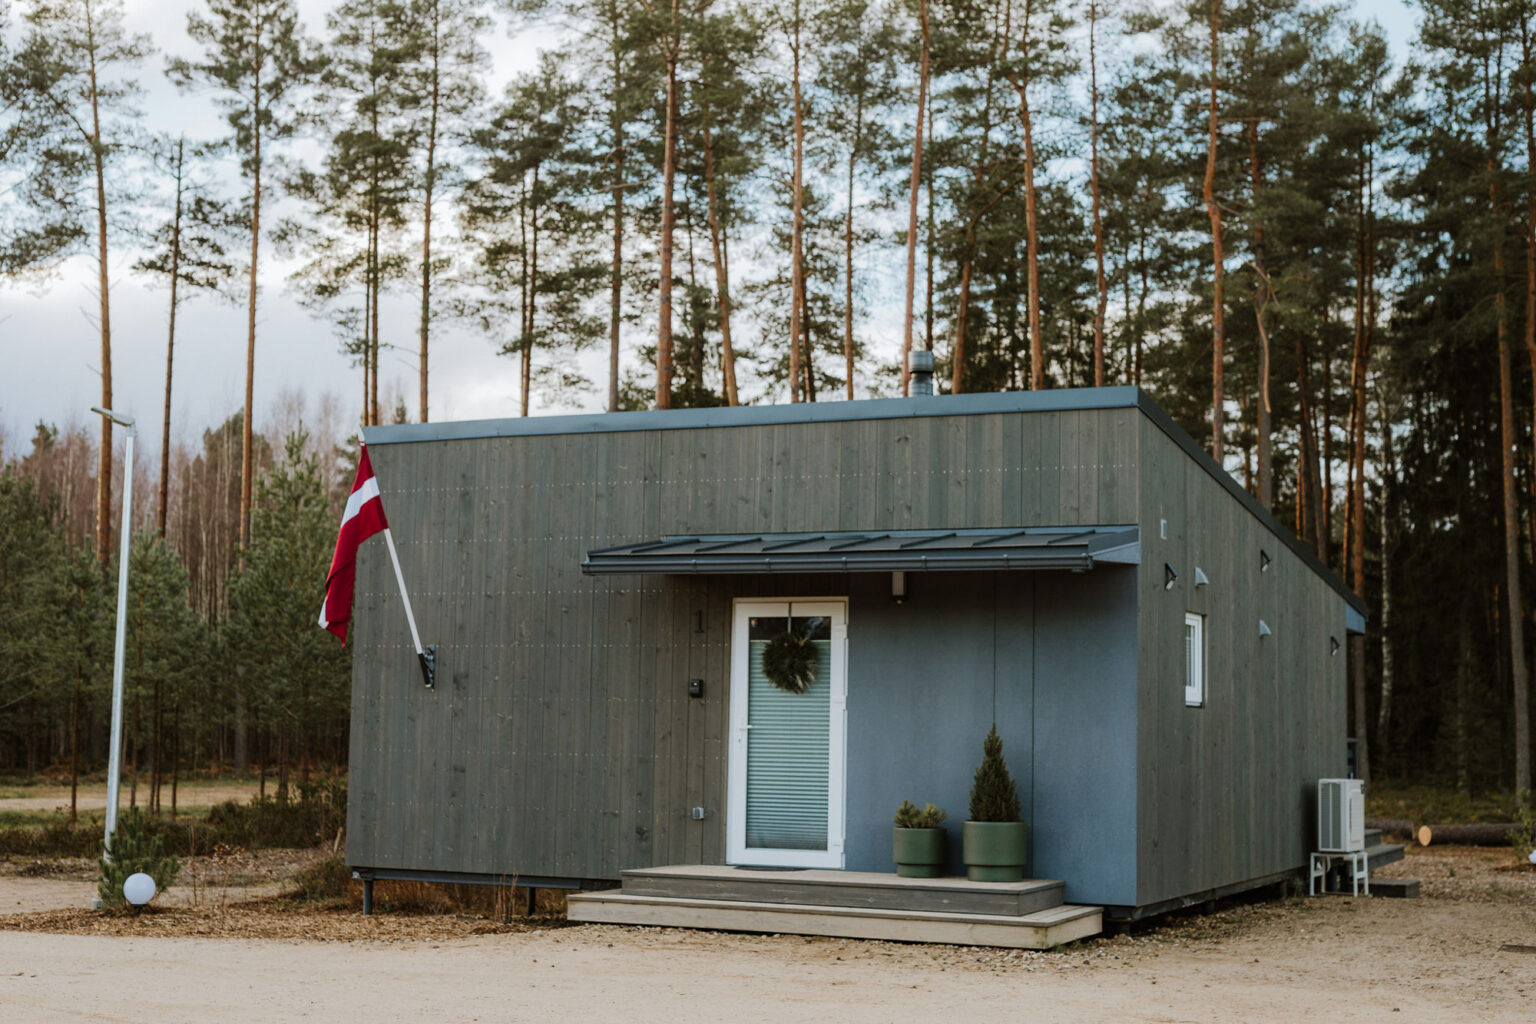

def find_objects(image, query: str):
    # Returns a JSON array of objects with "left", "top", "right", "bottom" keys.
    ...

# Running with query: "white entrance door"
[{"left": 727, "top": 599, "right": 848, "bottom": 868}]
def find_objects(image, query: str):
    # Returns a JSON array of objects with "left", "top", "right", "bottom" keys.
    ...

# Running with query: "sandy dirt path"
[
  {"left": 1, "top": 895, "right": 1533, "bottom": 1023},
  {"left": 0, "top": 783, "right": 261, "bottom": 813}
]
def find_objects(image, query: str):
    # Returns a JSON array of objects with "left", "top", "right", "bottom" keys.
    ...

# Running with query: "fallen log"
[
  {"left": 1416, "top": 823, "right": 1533, "bottom": 847},
  {"left": 1365, "top": 817, "right": 1415, "bottom": 839}
]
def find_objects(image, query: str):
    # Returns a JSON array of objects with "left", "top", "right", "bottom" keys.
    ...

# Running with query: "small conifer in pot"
[{"left": 963, "top": 725, "right": 1027, "bottom": 881}]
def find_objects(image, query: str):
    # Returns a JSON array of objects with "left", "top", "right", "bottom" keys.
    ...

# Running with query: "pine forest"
[{"left": 1, "top": 0, "right": 1533, "bottom": 811}]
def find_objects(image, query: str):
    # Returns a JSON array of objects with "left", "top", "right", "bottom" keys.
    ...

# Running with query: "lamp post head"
[{"left": 91, "top": 406, "right": 136, "bottom": 431}]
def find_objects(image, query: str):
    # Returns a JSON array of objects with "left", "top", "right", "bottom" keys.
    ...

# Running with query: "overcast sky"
[{"left": 1, "top": 0, "right": 1416, "bottom": 463}]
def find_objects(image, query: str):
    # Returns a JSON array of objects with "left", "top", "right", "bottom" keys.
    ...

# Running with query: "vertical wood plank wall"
[
  {"left": 347, "top": 406, "right": 1139, "bottom": 882},
  {"left": 1134, "top": 417, "right": 1349, "bottom": 908}
]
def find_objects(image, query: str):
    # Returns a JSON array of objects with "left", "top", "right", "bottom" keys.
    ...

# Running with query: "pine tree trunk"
[
  {"left": 924, "top": 86, "right": 935, "bottom": 358},
  {"left": 1204, "top": 0, "right": 1225, "bottom": 461},
  {"left": 1006, "top": 2, "right": 1043, "bottom": 391},
  {"left": 1020, "top": 86, "right": 1041, "bottom": 390},
  {"left": 369, "top": 145, "right": 382, "bottom": 426},
  {"left": 234, "top": 43, "right": 268, "bottom": 550},
  {"left": 524, "top": 166, "right": 539, "bottom": 417},
  {"left": 702, "top": 120, "right": 739, "bottom": 405},
  {"left": 655, "top": 12, "right": 680, "bottom": 410},
  {"left": 1089, "top": 1, "right": 1106, "bottom": 387},
  {"left": 609, "top": 16, "right": 625, "bottom": 413},
  {"left": 901, "top": 0, "right": 930, "bottom": 396},
  {"left": 953, "top": 239, "right": 975, "bottom": 394},
  {"left": 1248, "top": 96, "right": 1272, "bottom": 508},
  {"left": 69, "top": 666, "right": 81, "bottom": 824},
  {"left": 418, "top": 0, "right": 441, "bottom": 423},
  {"left": 1377, "top": 391, "right": 1395, "bottom": 755},
  {"left": 789, "top": 8, "right": 806, "bottom": 403},
  {"left": 843, "top": 93, "right": 863, "bottom": 402},
  {"left": 1493, "top": 163, "right": 1532, "bottom": 799},
  {"left": 241, "top": 66, "right": 262, "bottom": 552},
  {"left": 171, "top": 701, "right": 180, "bottom": 821},
  {"left": 1296, "top": 331, "right": 1325, "bottom": 559},
  {"left": 1136, "top": 225, "right": 1147, "bottom": 385},
  {"left": 87, "top": 4, "right": 114, "bottom": 570},
  {"left": 159, "top": 139, "right": 185, "bottom": 537},
  {"left": 1348, "top": 143, "right": 1374, "bottom": 785}
]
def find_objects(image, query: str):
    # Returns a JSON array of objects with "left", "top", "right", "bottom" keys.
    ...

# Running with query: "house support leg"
[
  {"left": 526, "top": 886, "right": 537, "bottom": 916},
  {"left": 363, "top": 878, "right": 374, "bottom": 916}
]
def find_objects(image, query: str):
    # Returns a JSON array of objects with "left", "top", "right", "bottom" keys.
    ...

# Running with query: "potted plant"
[
  {"left": 892, "top": 801, "right": 948, "bottom": 878},
  {"left": 962, "top": 725, "right": 1026, "bottom": 881}
]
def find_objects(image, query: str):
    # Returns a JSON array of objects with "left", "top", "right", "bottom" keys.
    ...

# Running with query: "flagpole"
[{"left": 382, "top": 527, "right": 435, "bottom": 689}]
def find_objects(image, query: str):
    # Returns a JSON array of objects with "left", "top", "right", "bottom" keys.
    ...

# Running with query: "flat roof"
[{"left": 365, "top": 387, "right": 1365, "bottom": 617}]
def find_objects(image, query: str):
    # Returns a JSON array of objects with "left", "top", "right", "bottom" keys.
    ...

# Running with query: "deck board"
[{"left": 566, "top": 892, "right": 1102, "bottom": 950}]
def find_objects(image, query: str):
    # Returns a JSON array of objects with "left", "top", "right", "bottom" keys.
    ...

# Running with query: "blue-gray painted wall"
[{"left": 842, "top": 570, "right": 1137, "bottom": 907}]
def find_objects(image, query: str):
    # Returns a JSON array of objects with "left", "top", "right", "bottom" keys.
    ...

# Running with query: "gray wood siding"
[
  {"left": 347, "top": 406, "right": 1139, "bottom": 882},
  {"left": 1134, "top": 418, "right": 1348, "bottom": 908}
]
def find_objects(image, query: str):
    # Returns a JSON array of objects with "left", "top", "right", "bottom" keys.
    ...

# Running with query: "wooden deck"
[{"left": 566, "top": 866, "right": 1103, "bottom": 950}]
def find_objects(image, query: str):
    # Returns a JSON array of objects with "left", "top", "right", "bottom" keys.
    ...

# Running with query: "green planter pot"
[
  {"left": 962, "top": 820, "right": 1027, "bottom": 882},
  {"left": 892, "top": 827, "right": 947, "bottom": 878}
]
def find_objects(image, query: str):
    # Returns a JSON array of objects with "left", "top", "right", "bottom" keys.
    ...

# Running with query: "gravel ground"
[{"left": 0, "top": 845, "right": 1532, "bottom": 1022}]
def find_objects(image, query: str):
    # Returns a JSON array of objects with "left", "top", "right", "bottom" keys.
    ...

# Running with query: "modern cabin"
[{"left": 346, "top": 384, "right": 1369, "bottom": 940}]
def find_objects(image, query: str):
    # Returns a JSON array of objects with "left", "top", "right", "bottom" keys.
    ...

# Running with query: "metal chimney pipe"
[{"left": 910, "top": 350, "right": 935, "bottom": 397}]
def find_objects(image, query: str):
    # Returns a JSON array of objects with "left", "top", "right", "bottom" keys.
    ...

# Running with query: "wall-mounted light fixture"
[
  {"left": 1260, "top": 549, "right": 1272, "bottom": 573},
  {"left": 1164, "top": 563, "right": 1179, "bottom": 590},
  {"left": 1330, "top": 637, "right": 1340, "bottom": 657},
  {"left": 1258, "top": 619, "right": 1272, "bottom": 638},
  {"left": 891, "top": 570, "right": 908, "bottom": 603},
  {"left": 1194, "top": 567, "right": 1210, "bottom": 587}
]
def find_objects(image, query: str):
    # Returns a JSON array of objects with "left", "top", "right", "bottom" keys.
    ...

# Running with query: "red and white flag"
[{"left": 319, "top": 445, "right": 390, "bottom": 643}]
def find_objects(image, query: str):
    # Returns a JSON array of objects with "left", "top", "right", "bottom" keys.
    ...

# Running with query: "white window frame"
[{"left": 1184, "top": 611, "right": 1205, "bottom": 707}]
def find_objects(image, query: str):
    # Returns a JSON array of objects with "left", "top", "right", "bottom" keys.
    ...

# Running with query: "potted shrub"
[
  {"left": 962, "top": 725, "right": 1026, "bottom": 881},
  {"left": 892, "top": 801, "right": 948, "bottom": 878}
]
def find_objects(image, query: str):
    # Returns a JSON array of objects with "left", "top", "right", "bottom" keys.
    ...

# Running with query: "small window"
[{"left": 1184, "top": 612, "right": 1205, "bottom": 707}]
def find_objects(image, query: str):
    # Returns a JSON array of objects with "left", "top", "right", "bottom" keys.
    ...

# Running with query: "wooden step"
[
  {"left": 567, "top": 891, "right": 1102, "bottom": 950},
  {"left": 619, "top": 865, "right": 1066, "bottom": 917},
  {"left": 1366, "top": 841, "right": 1405, "bottom": 872},
  {"left": 1369, "top": 877, "right": 1420, "bottom": 898}
]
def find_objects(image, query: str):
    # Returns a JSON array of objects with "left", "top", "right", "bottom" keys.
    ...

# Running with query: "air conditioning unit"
[{"left": 1318, "top": 778, "right": 1365, "bottom": 853}]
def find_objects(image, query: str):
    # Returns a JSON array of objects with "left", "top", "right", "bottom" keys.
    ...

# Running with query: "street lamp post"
[{"left": 93, "top": 406, "right": 135, "bottom": 857}]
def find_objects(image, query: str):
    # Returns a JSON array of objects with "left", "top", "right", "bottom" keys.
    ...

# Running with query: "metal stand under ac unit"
[{"left": 1309, "top": 850, "right": 1369, "bottom": 897}]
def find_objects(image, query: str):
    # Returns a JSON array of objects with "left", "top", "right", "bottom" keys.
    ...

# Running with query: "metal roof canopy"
[{"left": 582, "top": 526, "right": 1140, "bottom": 576}]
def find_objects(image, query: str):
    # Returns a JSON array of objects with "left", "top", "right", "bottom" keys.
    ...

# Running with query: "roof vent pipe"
[{"left": 910, "top": 350, "right": 935, "bottom": 397}]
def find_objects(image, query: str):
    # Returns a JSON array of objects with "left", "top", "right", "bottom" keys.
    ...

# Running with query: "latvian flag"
[{"left": 319, "top": 444, "right": 389, "bottom": 643}]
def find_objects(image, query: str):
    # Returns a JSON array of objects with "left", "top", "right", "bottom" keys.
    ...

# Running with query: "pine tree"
[
  {"left": 170, "top": 0, "right": 323, "bottom": 552},
  {"left": 460, "top": 58, "right": 605, "bottom": 414},
  {"left": 225, "top": 432, "right": 350, "bottom": 789},
  {"left": 134, "top": 135, "right": 241, "bottom": 537},
  {"left": 819, "top": 0, "right": 902, "bottom": 400},
  {"left": 4, "top": 0, "right": 148, "bottom": 570},
  {"left": 288, "top": 0, "right": 416, "bottom": 428},
  {"left": 401, "top": 0, "right": 488, "bottom": 423}
]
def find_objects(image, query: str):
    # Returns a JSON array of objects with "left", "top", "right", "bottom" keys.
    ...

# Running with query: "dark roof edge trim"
[
  {"left": 1133, "top": 392, "right": 1366, "bottom": 618},
  {"left": 362, "top": 386, "right": 1143, "bottom": 446}
]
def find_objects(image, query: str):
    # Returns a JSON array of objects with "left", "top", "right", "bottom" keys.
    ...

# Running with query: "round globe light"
[{"left": 122, "top": 872, "right": 156, "bottom": 907}]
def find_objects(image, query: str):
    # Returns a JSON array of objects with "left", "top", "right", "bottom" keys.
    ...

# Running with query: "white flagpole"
[{"left": 382, "top": 527, "right": 435, "bottom": 688}]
